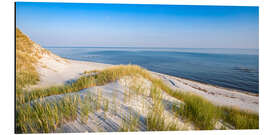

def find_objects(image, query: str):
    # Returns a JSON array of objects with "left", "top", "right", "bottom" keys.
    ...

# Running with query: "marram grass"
[
  {"left": 16, "top": 95, "right": 80, "bottom": 133},
  {"left": 147, "top": 86, "right": 179, "bottom": 131},
  {"left": 16, "top": 28, "right": 40, "bottom": 89}
]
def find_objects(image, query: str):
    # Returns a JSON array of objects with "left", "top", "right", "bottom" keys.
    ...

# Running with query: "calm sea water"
[{"left": 46, "top": 47, "right": 259, "bottom": 93}]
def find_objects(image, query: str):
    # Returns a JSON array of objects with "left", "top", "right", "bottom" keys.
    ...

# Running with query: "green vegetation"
[
  {"left": 16, "top": 95, "right": 80, "bottom": 133},
  {"left": 16, "top": 28, "right": 39, "bottom": 89},
  {"left": 79, "top": 98, "right": 90, "bottom": 124},
  {"left": 16, "top": 28, "right": 49, "bottom": 133},
  {"left": 147, "top": 86, "right": 179, "bottom": 131},
  {"left": 16, "top": 28, "right": 50, "bottom": 89},
  {"left": 220, "top": 106, "right": 259, "bottom": 129},
  {"left": 103, "top": 98, "right": 109, "bottom": 112},
  {"left": 178, "top": 93, "right": 219, "bottom": 129},
  {"left": 119, "top": 110, "right": 139, "bottom": 132},
  {"left": 16, "top": 91, "right": 112, "bottom": 133},
  {"left": 96, "top": 88, "right": 102, "bottom": 110},
  {"left": 20, "top": 65, "right": 151, "bottom": 104},
  {"left": 17, "top": 76, "right": 97, "bottom": 104},
  {"left": 112, "top": 90, "right": 118, "bottom": 115}
]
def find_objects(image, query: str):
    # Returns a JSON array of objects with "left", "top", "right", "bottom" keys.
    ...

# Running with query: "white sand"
[{"left": 31, "top": 52, "right": 111, "bottom": 89}]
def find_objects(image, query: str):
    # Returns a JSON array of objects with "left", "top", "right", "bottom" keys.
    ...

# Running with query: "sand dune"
[{"left": 39, "top": 77, "right": 192, "bottom": 132}]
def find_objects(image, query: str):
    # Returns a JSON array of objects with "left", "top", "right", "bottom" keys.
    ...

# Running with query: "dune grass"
[
  {"left": 16, "top": 28, "right": 40, "bottom": 89},
  {"left": 219, "top": 106, "right": 259, "bottom": 129},
  {"left": 17, "top": 76, "right": 97, "bottom": 104},
  {"left": 119, "top": 110, "right": 140, "bottom": 132},
  {"left": 178, "top": 92, "right": 219, "bottom": 129},
  {"left": 16, "top": 95, "right": 80, "bottom": 133},
  {"left": 16, "top": 28, "right": 51, "bottom": 90},
  {"left": 17, "top": 65, "right": 259, "bottom": 132},
  {"left": 103, "top": 98, "right": 109, "bottom": 112},
  {"left": 16, "top": 28, "right": 42, "bottom": 133},
  {"left": 16, "top": 91, "right": 110, "bottom": 133},
  {"left": 147, "top": 86, "right": 179, "bottom": 131},
  {"left": 79, "top": 98, "right": 90, "bottom": 124}
]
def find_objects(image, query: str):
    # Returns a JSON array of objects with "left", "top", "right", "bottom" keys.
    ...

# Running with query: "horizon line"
[{"left": 43, "top": 46, "right": 259, "bottom": 49}]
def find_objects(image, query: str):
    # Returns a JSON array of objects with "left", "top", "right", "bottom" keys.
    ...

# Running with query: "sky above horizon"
[{"left": 16, "top": 2, "right": 259, "bottom": 48}]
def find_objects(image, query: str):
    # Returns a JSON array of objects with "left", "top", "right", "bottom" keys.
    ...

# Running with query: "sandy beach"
[{"left": 154, "top": 72, "right": 258, "bottom": 113}]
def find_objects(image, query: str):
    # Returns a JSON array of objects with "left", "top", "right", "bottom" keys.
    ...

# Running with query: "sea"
[{"left": 46, "top": 47, "right": 259, "bottom": 93}]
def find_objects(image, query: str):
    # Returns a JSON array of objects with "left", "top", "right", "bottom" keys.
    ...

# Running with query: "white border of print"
[{"left": 1, "top": 0, "right": 269, "bottom": 135}]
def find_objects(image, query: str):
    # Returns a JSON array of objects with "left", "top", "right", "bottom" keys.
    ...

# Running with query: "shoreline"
[
  {"left": 153, "top": 72, "right": 258, "bottom": 97},
  {"left": 153, "top": 72, "right": 258, "bottom": 113},
  {"left": 58, "top": 56, "right": 258, "bottom": 96}
]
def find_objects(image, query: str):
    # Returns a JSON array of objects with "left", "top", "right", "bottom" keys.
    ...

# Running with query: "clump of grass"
[
  {"left": 96, "top": 88, "right": 103, "bottom": 111},
  {"left": 80, "top": 99, "right": 89, "bottom": 124},
  {"left": 124, "top": 88, "right": 132, "bottom": 103},
  {"left": 220, "top": 106, "right": 259, "bottom": 129},
  {"left": 178, "top": 92, "right": 219, "bottom": 129},
  {"left": 146, "top": 86, "right": 179, "bottom": 131},
  {"left": 103, "top": 98, "right": 109, "bottom": 112},
  {"left": 86, "top": 95, "right": 95, "bottom": 114},
  {"left": 127, "top": 76, "right": 146, "bottom": 96},
  {"left": 16, "top": 95, "right": 80, "bottom": 133},
  {"left": 146, "top": 102, "right": 166, "bottom": 131},
  {"left": 119, "top": 110, "right": 139, "bottom": 132},
  {"left": 172, "top": 102, "right": 182, "bottom": 117},
  {"left": 20, "top": 76, "right": 97, "bottom": 104},
  {"left": 112, "top": 90, "right": 118, "bottom": 115},
  {"left": 16, "top": 28, "right": 40, "bottom": 89},
  {"left": 57, "top": 95, "right": 80, "bottom": 121}
]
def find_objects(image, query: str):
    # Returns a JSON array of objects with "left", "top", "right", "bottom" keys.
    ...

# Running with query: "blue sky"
[{"left": 16, "top": 2, "right": 259, "bottom": 48}]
